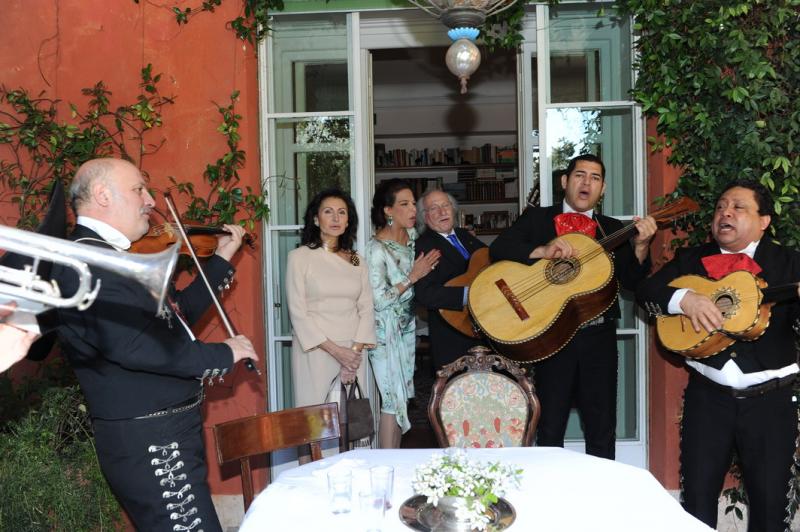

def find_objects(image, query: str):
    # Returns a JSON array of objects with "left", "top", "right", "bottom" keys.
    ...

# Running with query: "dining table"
[{"left": 238, "top": 447, "right": 713, "bottom": 532}]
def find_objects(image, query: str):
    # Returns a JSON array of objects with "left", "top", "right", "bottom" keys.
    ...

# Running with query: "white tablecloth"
[{"left": 239, "top": 447, "right": 712, "bottom": 532}]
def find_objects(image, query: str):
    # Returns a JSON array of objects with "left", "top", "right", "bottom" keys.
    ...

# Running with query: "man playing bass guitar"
[
  {"left": 636, "top": 179, "right": 800, "bottom": 532},
  {"left": 490, "top": 154, "right": 657, "bottom": 460}
]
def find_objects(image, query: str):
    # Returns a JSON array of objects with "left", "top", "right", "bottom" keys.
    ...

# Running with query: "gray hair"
[
  {"left": 416, "top": 188, "right": 459, "bottom": 233},
  {"left": 69, "top": 159, "right": 115, "bottom": 214}
]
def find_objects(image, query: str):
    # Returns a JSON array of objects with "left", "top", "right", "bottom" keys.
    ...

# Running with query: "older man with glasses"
[{"left": 414, "top": 188, "right": 487, "bottom": 370}]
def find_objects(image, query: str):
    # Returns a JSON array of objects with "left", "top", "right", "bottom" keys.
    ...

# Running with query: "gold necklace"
[{"left": 321, "top": 240, "right": 340, "bottom": 253}]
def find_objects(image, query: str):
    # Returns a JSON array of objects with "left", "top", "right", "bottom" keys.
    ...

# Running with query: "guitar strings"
[{"left": 504, "top": 223, "right": 635, "bottom": 302}]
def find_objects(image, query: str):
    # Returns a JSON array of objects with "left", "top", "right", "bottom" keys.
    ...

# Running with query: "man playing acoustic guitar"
[
  {"left": 490, "top": 153, "right": 657, "bottom": 460},
  {"left": 637, "top": 179, "right": 800, "bottom": 531}
]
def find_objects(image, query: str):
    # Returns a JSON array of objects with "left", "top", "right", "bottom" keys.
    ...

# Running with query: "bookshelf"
[{"left": 374, "top": 142, "right": 520, "bottom": 242}]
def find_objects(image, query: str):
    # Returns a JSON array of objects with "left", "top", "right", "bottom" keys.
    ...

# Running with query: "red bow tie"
[
  {"left": 554, "top": 212, "right": 597, "bottom": 238},
  {"left": 701, "top": 253, "right": 762, "bottom": 280}
]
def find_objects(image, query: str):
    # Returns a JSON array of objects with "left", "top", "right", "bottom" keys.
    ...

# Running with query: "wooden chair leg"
[{"left": 240, "top": 458, "right": 254, "bottom": 511}]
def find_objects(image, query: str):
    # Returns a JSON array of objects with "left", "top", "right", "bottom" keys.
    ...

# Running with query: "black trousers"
[
  {"left": 681, "top": 372, "right": 798, "bottom": 532},
  {"left": 532, "top": 323, "right": 618, "bottom": 459},
  {"left": 92, "top": 404, "right": 222, "bottom": 532}
]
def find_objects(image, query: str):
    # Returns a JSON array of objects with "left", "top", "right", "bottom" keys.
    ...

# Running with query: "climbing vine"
[
  {"left": 615, "top": 0, "right": 800, "bottom": 248},
  {"left": 0, "top": 65, "right": 172, "bottom": 228},
  {"left": 0, "top": 66, "right": 268, "bottom": 230}
]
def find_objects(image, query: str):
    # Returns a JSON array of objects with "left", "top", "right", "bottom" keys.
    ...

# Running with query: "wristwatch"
[{"left": 401, "top": 277, "right": 412, "bottom": 289}]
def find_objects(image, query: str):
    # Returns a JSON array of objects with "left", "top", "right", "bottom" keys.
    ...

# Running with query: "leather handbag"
[{"left": 328, "top": 376, "right": 374, "bottom": 450}]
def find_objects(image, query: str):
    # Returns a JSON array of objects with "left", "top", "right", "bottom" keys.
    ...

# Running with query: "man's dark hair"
[
  {"left": 719, "top": 179, "right": 774, "bottom": 217},
  {"left": 301, "top": 188, "right": 359, "bottom": 251},
  {"left": 564, "top": 153, "right": 606, "bottom": 180},
  {"left": 371, "top": 178, "right": 413, "bottom": 229}
]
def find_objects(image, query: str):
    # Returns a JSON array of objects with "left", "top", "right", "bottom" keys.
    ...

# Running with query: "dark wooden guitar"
[
  {"left": 468, "top": 197, "right": 699, "bottom": 362},
  {"left": 439, "top": 247, "right": 491, "bottom": 338},
  {"left": 656, "top": 271, "right": 799, "bottom": 358}
]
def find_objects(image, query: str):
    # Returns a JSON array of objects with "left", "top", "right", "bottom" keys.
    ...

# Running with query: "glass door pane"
[
  {"left": 545, "top": 106, "right": 635, "bottom": 216},
  {"left": 272, "top": 116, "right": 354, "bottom": 226},
  {"left": 271, "top": 14, "right": 349, "bottom": 114},
  {"left": 548, "top": 5, "right": 632, "bottom": 102},
  {"left": 266, "top": 13, "right": 357, "bottom": 413}
]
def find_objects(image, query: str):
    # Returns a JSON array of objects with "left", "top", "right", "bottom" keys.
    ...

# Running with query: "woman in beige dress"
[{"left": 286, "top": 189, "right": 376, "bottom": 418}]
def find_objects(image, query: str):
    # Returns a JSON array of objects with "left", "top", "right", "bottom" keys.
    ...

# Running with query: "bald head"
[
  {"left": 70, "top": 159, "right": 117, "bottom": 214},
  {"left": 70, "top": 158, "right": 155, "bottom": 241}
]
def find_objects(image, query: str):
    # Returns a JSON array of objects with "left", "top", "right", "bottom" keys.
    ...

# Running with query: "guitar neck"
[
  {"left": 598, "top": 196, "right": 700, "bottom": 252},
  {"left": 599, "top": 224, "right": 637, "bottom": 252}
]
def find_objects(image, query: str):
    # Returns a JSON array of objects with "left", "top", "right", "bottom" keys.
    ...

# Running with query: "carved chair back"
[{"left": 428, "top": 346, "right": 540, "bottom": 448}]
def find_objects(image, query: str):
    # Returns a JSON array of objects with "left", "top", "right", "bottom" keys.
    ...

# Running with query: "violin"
[{"left": 130, "top": 223, "right": 256, "bottom": 257}]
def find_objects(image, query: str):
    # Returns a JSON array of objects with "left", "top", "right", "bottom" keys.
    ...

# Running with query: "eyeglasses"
[{"left": 425, "top": 202, "right": 453, "bottom": 213}]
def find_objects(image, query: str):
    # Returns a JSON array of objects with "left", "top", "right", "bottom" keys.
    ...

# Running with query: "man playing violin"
[
  {"left": 637, "top": 179, "right": 800, "bottom": 531},
  {"left": 490, "top": 153, "right": 657, "bottom": 460},
  {"left": 49, "top": 157, "right": 257, "bottom": 531}
]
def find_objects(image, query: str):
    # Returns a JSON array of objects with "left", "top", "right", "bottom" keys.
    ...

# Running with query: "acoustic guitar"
[
  {"left": 656, "top": 271, "right": 799, "bottom": 358},
  {"left": 439, "top": 185, "right": 536, "bottom": 338},
  {"left": 467, "top": 197, "right": 699, "bottom": 363},
  {"left": 439, "top": 247, "right": 491, "bottom": 338}
]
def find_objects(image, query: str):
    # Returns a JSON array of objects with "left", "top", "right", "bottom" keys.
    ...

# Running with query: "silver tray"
[{"left": 399, "top": 495, "right": 516, "bottom": 531}]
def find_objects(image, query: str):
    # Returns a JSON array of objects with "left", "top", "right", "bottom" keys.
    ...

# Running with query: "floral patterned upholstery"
[{"left": 438, "top": 371, "right": 530, "bottom": 448}]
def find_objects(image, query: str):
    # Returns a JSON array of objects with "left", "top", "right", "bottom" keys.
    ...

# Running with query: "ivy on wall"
[
  {"left": 136, "top": 0, "right": 286, "bottom": 43},
  {"left": 615, "top": 0, "right": 800, "bottom": 248},
  {"left": 0, "top": 66, "right": 267, "bottom": 230},
  {"left": 0, "top": 65, "right": 172, "bottom": 228}
]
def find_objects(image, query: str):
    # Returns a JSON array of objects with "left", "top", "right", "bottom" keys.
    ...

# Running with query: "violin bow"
[{"left": 163, "top": 191, "right": 260, "bottom": 375}]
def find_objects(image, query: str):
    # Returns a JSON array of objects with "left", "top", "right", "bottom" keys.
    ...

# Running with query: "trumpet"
[{"left": 0, "top": 225, "right": 180, "bottom": 317}]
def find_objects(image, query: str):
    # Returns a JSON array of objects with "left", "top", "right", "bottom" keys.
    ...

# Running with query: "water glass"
[
  {"left": 327, "top": 470, "right": 352, "bottom": 514},
  {"left": 370, "top": 465, "right": 394, "bottom": 509},
  {"left": 359, "top": 489, "right": 386, "bottom": 531}
]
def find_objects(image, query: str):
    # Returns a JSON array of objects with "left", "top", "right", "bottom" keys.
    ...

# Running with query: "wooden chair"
[
  {"left": 213, "top": 402, "right": 340, "bottom": 511},
  {"left": 428, "top": 346, "right": 540, "bottom": 448}
]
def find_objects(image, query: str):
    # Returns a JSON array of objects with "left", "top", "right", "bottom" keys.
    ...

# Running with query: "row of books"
[
  {"left": 456, "top": 167, "right": 517, "bottom": 182},
  {"left": 397, "top": 176, "right": 443, "bottom": 198},
  {"left": 443, "top": 180, "right": 517, "bottom": 201},
  {"left": 375, "top": 143, "right": 517, "bottom": 168}
]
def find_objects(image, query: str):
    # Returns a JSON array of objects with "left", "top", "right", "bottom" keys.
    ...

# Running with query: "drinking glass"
[
  {"left": 370, "top": 465, "right": 394, "bottom": 509},
  {"left": 327, "top": 470, "right": 352, "bottom": 514}
]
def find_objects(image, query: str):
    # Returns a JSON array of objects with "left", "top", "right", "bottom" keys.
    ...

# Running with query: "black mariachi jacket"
[{"left": 51, "top": 225, "right": 235, "bottom": 420}]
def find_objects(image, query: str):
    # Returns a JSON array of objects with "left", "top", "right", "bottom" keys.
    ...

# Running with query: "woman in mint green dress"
[{"left": 366, "top": 179, "right": 441, "bottom": 448}]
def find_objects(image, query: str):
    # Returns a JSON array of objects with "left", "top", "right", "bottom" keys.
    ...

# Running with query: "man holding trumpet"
[{"left": 47, "top": 157, "right": 257, "bottom": 531}]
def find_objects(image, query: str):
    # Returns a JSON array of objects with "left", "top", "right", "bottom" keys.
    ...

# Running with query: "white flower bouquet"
[{"left": 411, "top": 449, "right": 522, "bottom": 530}]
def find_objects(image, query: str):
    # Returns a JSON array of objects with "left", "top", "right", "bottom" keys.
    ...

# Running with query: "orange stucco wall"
[
  {"left": 0, "top": 0, "right": 267, "bottom": 496},
  {"left": 645, "top": 121, "right": 689, "bottom": 490}
]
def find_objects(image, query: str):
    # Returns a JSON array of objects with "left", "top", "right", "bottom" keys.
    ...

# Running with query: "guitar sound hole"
[
  {"left": 545, "top": 258, "right": 580, "bottom": 285},
  {"left": 715, "top": 294, "right": 736, "bottom": 319}
]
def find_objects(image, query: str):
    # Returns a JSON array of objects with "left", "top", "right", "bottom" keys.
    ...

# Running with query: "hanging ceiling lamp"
[{"left": 406, "top": 1, "right": 516, "bottom": 93}]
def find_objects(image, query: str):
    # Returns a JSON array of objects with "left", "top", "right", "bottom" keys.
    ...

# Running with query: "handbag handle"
[{"left": 344, "top": 377, "right": 364, "bottom": 401}]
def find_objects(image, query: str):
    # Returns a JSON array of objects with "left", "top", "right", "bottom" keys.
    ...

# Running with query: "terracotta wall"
[
  {"left": 644, "top": 121, "right": 688, "bottom": 490},
  {"left": 0, "top": 0, "right": 267, "bottom": 495}
]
